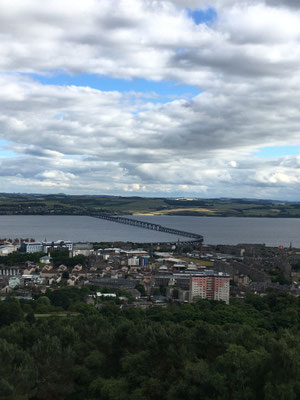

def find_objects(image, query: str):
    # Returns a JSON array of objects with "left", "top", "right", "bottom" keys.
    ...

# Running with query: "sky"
[{"left": 1, "top": 0, "right": 300, "bottom": 199}]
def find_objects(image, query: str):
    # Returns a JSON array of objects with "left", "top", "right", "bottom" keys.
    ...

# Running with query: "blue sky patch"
[
  {"left": 187, "top": 7, "right": 217, "bottom": 25},
  {"left": 28, "top": 73, "right": 200, "bottom": 103},
  {"left": 0, "top": 139, "right": 16, "bottom": 158},
  {"left": 256, "top": 145, "right": 300, "bottom": 158}
]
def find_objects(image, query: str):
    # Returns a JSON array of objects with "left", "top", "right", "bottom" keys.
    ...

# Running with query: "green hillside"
[{"left": 0, "top": 193, "right": 300, "bottom": 217}]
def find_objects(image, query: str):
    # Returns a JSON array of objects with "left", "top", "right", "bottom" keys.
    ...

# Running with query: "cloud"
[
  {"left": 172, "top": 0, "right": 300, "bottom": 9},
  {"left": 0, "top": 0, "right": 300, "bottom": 86},
  {"left": 264, "top": 0, "right": 300, "bottom": 8},
  {"left": 0, "top": 72, "right": 300, "bottom": 198},
  {"left": 1, "top": 0, "right": 300, "bottom": 198}
]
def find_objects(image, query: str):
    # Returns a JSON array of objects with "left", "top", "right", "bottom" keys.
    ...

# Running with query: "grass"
[{"left": 33, "top": 312, "right": 80, "bottom": 318}]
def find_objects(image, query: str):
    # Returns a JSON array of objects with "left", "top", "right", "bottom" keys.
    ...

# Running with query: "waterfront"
[{"left": 1, "top": 215, "right": 300, "bottom": 246}]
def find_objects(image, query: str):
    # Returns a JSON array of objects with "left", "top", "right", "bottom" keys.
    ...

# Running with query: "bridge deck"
[{"left": 92, "top": 215, "right": 203, "bottom": 242}]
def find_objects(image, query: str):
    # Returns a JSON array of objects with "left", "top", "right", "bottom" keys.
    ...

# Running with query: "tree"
[
  {"left": 0, "top": 298, "right": 24, "bottom": 327},
  {"left": 62, "top": 271, "right": 70, "bottom": 280},
  {"left": 89, "top": 377, "right": 128, "bottom": 400},
  {"left": 135, "top": 284, "right": 146, "bottom": 296},
  {"left": 0, "top": 339, "right": 36, "bottom": 398},
  {"left": 26, "top": 312, "right": 36, "bottom": 325},
  {"left": 31, "top": 335, "right": 75, "bottom": 400}
]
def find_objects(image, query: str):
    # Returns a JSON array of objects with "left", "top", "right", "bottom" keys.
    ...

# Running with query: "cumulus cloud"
[
  {"left": 0, "top": 72, "right": 299, "bottom": 198},
  {"left": 0, "top": 0, "right": 300, "bottom": 85},
  {"left": 173, "top": 0, "right": 300, "bottom": 9},
  {"left": 264, "top": 0, "right": 300, "bottom": 8},
  {"left": 1, "top": 0, "right": 300, "bottom": 198}
]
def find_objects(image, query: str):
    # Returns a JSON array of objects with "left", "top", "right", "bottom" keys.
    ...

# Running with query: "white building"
[
  {"left": 20, "top": 242, "right": 43, "bottom": 253},
  {"left": 128, "top": 257, "right": 140, "bottom": 266},
  {"left": 20, "top": 240, "right": 73, "bottom": 253},
  {"left": 0, "top": 245, "right": 18, "bottom": 255},
  {"left": 40, "top": 255, "right": 53, "bottom": 264},
  {"left": 42, "top": 240, "right": 73, "bottom": 252}
]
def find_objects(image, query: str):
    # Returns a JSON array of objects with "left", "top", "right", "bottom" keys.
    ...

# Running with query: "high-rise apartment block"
[{"left": 190, "top": 272, "right": 230, "bottom": 304}]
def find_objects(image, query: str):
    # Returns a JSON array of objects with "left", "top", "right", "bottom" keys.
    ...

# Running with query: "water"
[{"left": 0, "top": 215, "right": 299, "bottom": 246}]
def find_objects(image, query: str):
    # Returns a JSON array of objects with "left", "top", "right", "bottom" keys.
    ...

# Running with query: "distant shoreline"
[
  {"left": 1, "top": 212, "right": 300, "bottom": 218},
  {"left": 132, "top": 212, "right": 300, "bottom": 218}
]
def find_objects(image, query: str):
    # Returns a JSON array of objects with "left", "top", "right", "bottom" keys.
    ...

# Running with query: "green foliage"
[
  {"left": 0, "top": 251, "right": 45, "bottom": 266},
  {"left": 135, "top": 283, "right": 146, "bottom": 296},
  {"left": 50, "top": 249, "right": 87, "bottom": 268},
  {"left": 62, "top": 270, "right": 70, "bottom": 279},
  {"left": 268, "top": 268, "right": 291, "bottom": 285},
  {"left": 1, "top": 291, "right": 300, "bottom": 399},
  {"left": 0, "top": 338, "right": 36, "bottom": 399},
  {"left": 25, "top": 312, "right": 36, "bottom": 325},
  {"left": 44, "top": 286, "right": 92, "bottom": 310},
  {"left": 0, "top": 297, "right": 24, "bottom": 327}
]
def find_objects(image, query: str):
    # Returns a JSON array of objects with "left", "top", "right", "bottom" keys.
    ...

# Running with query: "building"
[
  {"left": 40, "top": 255, "right": 53, "bottom": 264},
  {"left": 20, "top": 242, "right": 43, "bottom": 253},
  {"left": 154, "top": 268, "right": 230, "bottom": 304},
  {"left": 20, "top": 240, "right": 73, "bottom": 253},
  {"left": 189, "top": 272, "right": 230, "bottom": 304},
  {"left": 0, "top": 267, "right": 21, "bottom": 276},
  {"left": 128, "top": 257, "right": 140, "bottom": 266},
  {"left": 121, "top": 250, "right": 149, "bottom": 257},
  {"left": 88, "top": 278, "right": 139, "bottom": 290},
  {"left": 8, "top": 276, "right": 21, "bottom": 289},
  {"left": 43, "top": 240, "right": 73, "bottom": 252},
  {"left": 0, "top": 245, "right": 18, "bottom": 255},
  {"left": 72, "top": 242, "right": 93, "bottom": 257}
]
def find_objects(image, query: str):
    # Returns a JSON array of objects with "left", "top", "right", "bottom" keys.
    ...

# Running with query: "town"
[{"left": 1, "top": 237, "right": 300, "bottom": 309}]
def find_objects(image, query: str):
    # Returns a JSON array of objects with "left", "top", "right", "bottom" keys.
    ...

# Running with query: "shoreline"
[
  {"left": 1, "top": 212, "right": 300, "bottom": 218},
  {"left": 132, "top": 213, "right": 300, "bottom": 218}
]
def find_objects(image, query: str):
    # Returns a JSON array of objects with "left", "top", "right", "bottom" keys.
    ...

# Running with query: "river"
[{"left": 0, "top": 215, "right": 299, "bottom": 246}]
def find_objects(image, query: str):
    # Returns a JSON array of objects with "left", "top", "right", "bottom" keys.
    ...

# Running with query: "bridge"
[{"left": 93, "top": 215, "right": 203, "bottom": 242}]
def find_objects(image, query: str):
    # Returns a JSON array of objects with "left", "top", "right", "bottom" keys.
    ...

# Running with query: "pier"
[{"left": 93, "top": 215, "right": 203, "bottom": 242}]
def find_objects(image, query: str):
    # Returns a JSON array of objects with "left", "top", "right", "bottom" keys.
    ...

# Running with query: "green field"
[{"left": 1, "top": 193, "right": 300, "bottom": 217}]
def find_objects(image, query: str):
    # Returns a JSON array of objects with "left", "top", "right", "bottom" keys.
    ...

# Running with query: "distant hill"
[{"left": 1, "top": 193, "right": 300, "bottom": 217}]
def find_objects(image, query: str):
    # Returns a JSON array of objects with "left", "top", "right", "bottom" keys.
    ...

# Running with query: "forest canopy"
[{"left": 0, "top": 290, "right": 300, "bottom": 399}]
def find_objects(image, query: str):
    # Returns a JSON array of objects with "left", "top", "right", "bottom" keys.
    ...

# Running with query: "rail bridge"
[{"left": 93, "top": 215, "right": 203, "bottom": 242}]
